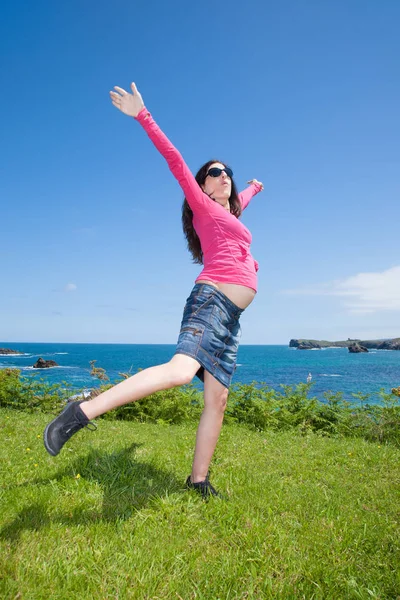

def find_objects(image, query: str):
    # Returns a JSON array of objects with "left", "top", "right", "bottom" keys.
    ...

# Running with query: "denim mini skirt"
[{"left": 175, "top": 283, "right": 244, "bottom": 388}]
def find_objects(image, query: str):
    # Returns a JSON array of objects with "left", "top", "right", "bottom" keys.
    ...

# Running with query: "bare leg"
[
  {"left": 190, "top": 370, "right": 229, "bottom": 483},
  {"left": 80, "top": 354, "right": 201, "bottom": 420}
]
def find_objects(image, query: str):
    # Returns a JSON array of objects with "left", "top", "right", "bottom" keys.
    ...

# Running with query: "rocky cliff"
[{"left": 289, "top": 338, "right": 400, "bottom": 350}]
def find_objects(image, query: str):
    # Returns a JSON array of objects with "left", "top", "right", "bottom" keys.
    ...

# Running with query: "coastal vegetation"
[{"left": 1, "top": 366, "right": 400, "bottom": 447}]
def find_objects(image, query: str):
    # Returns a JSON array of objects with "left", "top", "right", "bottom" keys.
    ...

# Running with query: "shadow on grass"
[{"left": 1, "top": 443, "right": 183, "bottom": 543}]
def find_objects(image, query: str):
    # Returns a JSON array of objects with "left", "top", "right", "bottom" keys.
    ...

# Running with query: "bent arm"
[
  {"left": 135, "top": 108, "right": 207, "bottom": 212},
  {"left": 238, "top": 182, "right": 263, "bottom": 210}
]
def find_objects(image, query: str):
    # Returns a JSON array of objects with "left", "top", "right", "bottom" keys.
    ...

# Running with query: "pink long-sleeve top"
[{"left": 135, "top": 107, "right": 262, "bottom": 292}]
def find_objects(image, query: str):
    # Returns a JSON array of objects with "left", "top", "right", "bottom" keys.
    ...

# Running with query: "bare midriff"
[{"left": 196, "top": 280, "right": 256, "bottom": 310}]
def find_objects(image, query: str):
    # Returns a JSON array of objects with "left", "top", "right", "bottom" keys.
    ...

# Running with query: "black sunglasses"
[{"left": 206, "top": 167, "right": 233, "bottom": 179}]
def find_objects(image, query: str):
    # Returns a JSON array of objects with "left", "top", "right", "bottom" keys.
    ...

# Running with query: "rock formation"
[
  {"left": 33, "top": 358, "right": 59, "bottom": 368},
  {"left": 348, "top": 343, "right": 369, "bottom": 353},
  {"left": 289, "top": 338, "right": 400, "bottom": 350}
]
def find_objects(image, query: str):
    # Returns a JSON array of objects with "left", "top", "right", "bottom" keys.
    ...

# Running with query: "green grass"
[{"left": 1, "top": 408, "right": 399, "bottom": 599}]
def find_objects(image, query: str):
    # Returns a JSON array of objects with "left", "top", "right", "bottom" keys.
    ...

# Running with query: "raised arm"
[
  {"left": 110, "top": 83, "right": 208, "bottom": 213},
  {"left": 238, "top": 180, "right": 264, "bottom": 210}
]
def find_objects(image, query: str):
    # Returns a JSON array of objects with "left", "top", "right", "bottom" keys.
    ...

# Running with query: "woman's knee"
[
  {"left": 220, "top": 389, "right": 229, "bottom": 411},
  {"left": 167, "top": 355, "right": 199, "bottom": 387},
  {"left": 208, "top": 388, "right": 229, "bottom": 413},
  {"left": 171, "top": 370, "right": 193, "bottom": 387}
]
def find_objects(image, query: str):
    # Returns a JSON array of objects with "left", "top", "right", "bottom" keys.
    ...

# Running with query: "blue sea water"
[{"left": 1, "top": 342, "right": 399, "bottom": 403}]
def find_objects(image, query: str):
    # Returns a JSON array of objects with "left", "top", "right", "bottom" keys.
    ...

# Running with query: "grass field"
[{"left": 1, "top": 408, "right": 399, "bottom": 599}]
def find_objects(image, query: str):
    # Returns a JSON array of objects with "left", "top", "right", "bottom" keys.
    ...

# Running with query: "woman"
[{"left": 44, "top": 82, "right": 264, "bottom": 498}]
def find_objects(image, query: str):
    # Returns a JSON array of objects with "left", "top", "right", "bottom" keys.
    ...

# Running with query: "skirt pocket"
[
  {"left": 176, "top": 325, "right": 205, "bottom": 352},
  {"left": 192, "top": 292, "right": 217, "bottom": 317}
]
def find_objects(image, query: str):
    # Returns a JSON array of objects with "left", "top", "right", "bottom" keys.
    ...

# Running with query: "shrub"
[
  {"left": 0, "top": 368, "right": 72, "bottom": 413},
  {"left": 1, "top": 365, "right": 399, "bottom": 446}
]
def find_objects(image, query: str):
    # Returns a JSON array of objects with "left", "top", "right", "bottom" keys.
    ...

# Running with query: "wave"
[
  {"left": 314, "top": 347, "right": 346, "bottom": 351},
  {"left": 0, "top": 352, "right": 70, "bottom": 357},
  {"left": 0, "top": 352, "right": 70, "bottom": 359},
  {"left": 20, "top": 366, "right": 79, "bottom": 371},
  {"left": 69, "top": 389, "right": 93, "bottom": 400},
  {"left": 289, "top": 346, "right": 346, "bottom": 352},
  {"left": 321, "top": 374, "right": 342, "bottom": 377},
  {"left": 321, "top": 346, "right": 344, "bottom": 350}
]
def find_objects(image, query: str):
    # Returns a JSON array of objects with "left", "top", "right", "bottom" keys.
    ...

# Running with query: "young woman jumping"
[{"left": 43, "top": 82, "right": 264, "bottom": 498}]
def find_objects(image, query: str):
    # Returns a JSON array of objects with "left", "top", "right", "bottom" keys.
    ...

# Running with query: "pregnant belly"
[{"left": 196, "top": 280, "right": 256, "bottom": 309}]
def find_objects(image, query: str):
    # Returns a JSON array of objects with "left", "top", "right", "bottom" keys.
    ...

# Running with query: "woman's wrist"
[{"left": 135, "top": 106, "right": 148, "bottom": 121}]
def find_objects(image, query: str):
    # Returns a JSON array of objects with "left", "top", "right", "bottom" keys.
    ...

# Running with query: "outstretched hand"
[
  {"left": 247, "top": 179, "right": 264, "bottom": 191},
  {"left": 109, "top": 82, "right": 145, "bottom": 118}
]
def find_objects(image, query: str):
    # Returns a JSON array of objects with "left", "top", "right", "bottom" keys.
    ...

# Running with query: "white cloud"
[
  {"left": 65, "top": 283, "right": 77, "bottom": 292},
  {"left": 282, "top": 265, "right": 400, "bottom": 314}
]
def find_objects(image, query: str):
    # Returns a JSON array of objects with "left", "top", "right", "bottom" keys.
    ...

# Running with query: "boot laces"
[{"left": 60, "top": 415, "right": 96, "bottom": 439}]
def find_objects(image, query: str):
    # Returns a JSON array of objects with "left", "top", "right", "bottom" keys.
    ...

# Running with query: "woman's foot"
[
  {"left": 43, "top": 401, "right": 96, "bottom": 456},
  {"left": 185, "top": 473, "right": 220, "bottom": 499}
]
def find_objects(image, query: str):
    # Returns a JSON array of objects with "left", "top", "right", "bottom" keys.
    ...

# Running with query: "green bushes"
[
  {"left": 1, "top": 367, "right": 399, "bottom": 446},
  {"left": 0, "top": 368, "right": 72, "bottom": 413},
  {"left": 227, "top": 383, "right": 400, "bottom": 446},
  {"left": 104, "top": 384, "right": 203, "bottom": 425}
]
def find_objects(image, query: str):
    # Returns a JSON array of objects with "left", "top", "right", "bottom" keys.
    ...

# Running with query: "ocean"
[{"left": 1, "top": 342, "right": 399, "bottom": 403}]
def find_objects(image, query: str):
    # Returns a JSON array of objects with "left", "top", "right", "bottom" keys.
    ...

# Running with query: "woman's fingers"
[
  {"left": 247, "top": 179, "right": 264, "bottom": 190},
  {"left": 109, "top": 82, "right": 143, "bottom": 117},
  {"left": 114, "top": 85, "right": 128, "bottom": 95},
  {"left": 110, "top": 92, "right": 121, "bottom": 109}
]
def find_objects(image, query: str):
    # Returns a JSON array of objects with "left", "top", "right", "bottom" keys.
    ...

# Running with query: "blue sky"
[{"left": 1, "top": 0, "right": 399, "bottom": 344}]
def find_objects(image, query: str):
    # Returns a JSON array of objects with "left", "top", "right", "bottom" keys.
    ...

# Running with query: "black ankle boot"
[
  {"left": 44, "top": 401, "right": 96, "bottom": 456},
  {"left": 185, "top": 473, "right": 220, "bottom": 499}
]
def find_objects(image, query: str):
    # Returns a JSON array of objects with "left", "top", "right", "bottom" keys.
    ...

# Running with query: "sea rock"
[
  {"left": 392, "top": 387, "right": 400, "bottom": 397},
  {"left": 290, "top": 339, "right": 348, "bottom": 349},
  {"left": 348, "top": 344, "right": 369, "bottom": 354},
  {"left": 33, "top": 357, "right": 59, "bottom": 368},
  {"left": 0, "top": 348, "right": 21, "bottom": 355},
  {"left": 297, "top": 342, "right": 321, "bottom": 350},
  {"left": 376, "top": 339, "right": 400, "bottom": 350}
]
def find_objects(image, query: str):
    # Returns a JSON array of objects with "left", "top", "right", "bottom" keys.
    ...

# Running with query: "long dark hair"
[{"left": 182, "top": 159, "right": 242, "bottom": 264}]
